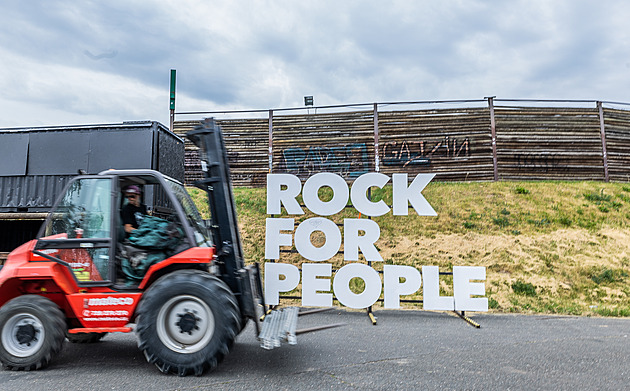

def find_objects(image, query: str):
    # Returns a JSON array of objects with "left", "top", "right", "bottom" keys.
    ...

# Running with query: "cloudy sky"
[{"left": 1, "top": 1, "right": 629, "bottom": 128}]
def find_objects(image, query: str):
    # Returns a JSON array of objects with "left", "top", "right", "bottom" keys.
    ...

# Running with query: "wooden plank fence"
[
  {"left": 174, "top": 100, "right": 630, "bottom": 186},
  {"left": 605, "top": 108, "right": 630, "bottom": 182},
  {"left": 272, "top": 110, "right": 376, "bottom": 180},
  {"left": 494, "top": 106, "right": 604, "bottom": 181},
  {"left": 378, "top": 107, "right": 494, "bottom": 182}
]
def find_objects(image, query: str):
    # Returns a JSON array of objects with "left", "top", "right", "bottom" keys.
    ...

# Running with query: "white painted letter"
[
  {"left": 266, "top": 174, "right": 304, "bottom": 215},
  {"left": 343, "top": 218, "right": 383, "bottom": 262},
  {"left": 333, "top": 263, "right": 382, "bottom": 309},
  {"left": 294, "top": 217, "right": 341, "bottom": 261},
  {"left": 302, "top": 173, "right": 349, "bottom": 215},
  {"left": 421, "top": 266, "right": 454, "bottom": 310},
  {"left": 453, "top": 266, "right": 488, "bottom": 311},
  {"left": 392, "top": 173, "right": 437, "bottom": 216},
  {"left": 302, "top": 263, "right": 333, "bottom": 307},
  {"left": 350, "top": 173, "right": 390, "bottom": 217},
  {"left": 264, "top": 262, "right": 300, "bottom": 305},
  {"left": 265, "top": 218, "right": 294, "bottom": 259},
  {"left": 383, "top": 265, "right": 422, "bottom": 309}
]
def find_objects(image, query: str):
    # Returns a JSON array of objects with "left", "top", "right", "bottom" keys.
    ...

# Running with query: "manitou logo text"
[{"left": 87, "top": 297, "right": 134, "bottom": 306}]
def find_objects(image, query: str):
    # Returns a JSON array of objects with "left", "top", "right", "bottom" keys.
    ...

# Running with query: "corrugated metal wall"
[
  {"left": 0, "top": 122, "right": 185, "bottom": 212},
  {"left": 174, "top": 103, "right": 630, "bottom": 186},
  {"left": 0, "top": 175, "right": 73, "bottom": 212},
  {"left": 157, "top": 126, "right": 186, "bottom": 182}
]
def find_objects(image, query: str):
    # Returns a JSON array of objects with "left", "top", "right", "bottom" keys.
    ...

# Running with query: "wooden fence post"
[
  {"left": 487, "top": 97, "right": 498, "bottom": 181},
  {"left": 268, "top": 109, "right": 274, "bottom": 173},
  {"left": 373, "top": 103, "right": 380, "bottom": 172},
  {"left": 597, "top": 101, "right": 610, "bottom": 182}
]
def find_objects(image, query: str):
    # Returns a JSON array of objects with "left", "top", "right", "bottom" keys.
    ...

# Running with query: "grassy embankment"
[{"left": 189, "top": 181, "right": 630, "bottom": 317}]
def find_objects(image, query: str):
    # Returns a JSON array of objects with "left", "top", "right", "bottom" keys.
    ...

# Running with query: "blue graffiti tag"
[{"left": 281, "top": 143, "right": 369, "bottom": 178}]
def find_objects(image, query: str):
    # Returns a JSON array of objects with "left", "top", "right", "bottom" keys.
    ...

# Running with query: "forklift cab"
[{"left": 34, "top": 169, "right": 213, "bottom": 287}]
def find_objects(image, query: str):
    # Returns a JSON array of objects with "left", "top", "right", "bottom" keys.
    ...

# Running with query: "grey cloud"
[{"left": 83, "top": 50, "right": 118, "bottom": 60}]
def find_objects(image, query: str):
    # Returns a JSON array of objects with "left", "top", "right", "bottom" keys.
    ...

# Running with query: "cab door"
[{"left": 35, "top": 176, "right": 115, "bottom": 285}]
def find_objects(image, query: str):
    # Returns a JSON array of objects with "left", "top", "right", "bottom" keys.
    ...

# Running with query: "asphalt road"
[{"left": 1, "top": 309, "right": 629, "bottom": 390}]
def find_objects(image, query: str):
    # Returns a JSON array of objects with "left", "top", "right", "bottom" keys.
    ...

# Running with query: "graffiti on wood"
[
  {"left": 382, "top": 136, "right": 470, "bottom": 166},
  {"left": 232, "top": 173, "right": 258, "bottom": 182},
  {"left": 281, "top": 143, "right": 370, "bottom": 178},
  {"left": 514, "top": 154, "right": 564, "bottom": 172}
]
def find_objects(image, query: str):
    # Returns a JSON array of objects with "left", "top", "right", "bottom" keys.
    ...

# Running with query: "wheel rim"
[
  {"left": 156, "top": 295, "right": 215, "bottom": 354},
  {"left": 2, "top": 313, "right": 45, "bottom": 357}
]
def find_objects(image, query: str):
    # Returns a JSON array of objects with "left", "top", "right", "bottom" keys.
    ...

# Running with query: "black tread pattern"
[
  {"left": 135, "top": 270, "right": 241, "bottom": 376},
  {"left": 0, "top": 295, "right": 66, "bottom": 371}
]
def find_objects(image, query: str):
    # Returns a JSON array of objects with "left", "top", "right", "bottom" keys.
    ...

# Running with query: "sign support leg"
[
  {"left": 366, "top": 305, "right": 377, "bottom": 325},
  {"left": 452, "top": 310, "right": 481, "bottom": 328},
  {"left": 365, "top": 260, "right": 377, "bottom": 325}
]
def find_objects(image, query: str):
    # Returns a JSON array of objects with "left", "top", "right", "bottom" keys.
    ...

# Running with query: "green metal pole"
[{"left": 169, "top": 69, "right": 176, "bottom": 131}]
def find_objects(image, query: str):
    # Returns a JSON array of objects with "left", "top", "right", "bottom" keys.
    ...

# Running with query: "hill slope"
[{"left": 190, "top": 181, "right": 630, "bottom": 316}]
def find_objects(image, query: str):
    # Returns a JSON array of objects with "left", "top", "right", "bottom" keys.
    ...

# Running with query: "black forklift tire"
[
  {"left": 65, "top": 331, "right": 107, "bottom": 343},
  {"left": 135, "top": 270, "right": 241, "bottom": 376},
  {"left": 0, "top": 295, "right": 66, "bottom": 371}
]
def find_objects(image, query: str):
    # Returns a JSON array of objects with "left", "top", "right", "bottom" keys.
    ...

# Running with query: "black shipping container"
[{"left": 0, "top": 121, "right": 184, "bottom": 252}]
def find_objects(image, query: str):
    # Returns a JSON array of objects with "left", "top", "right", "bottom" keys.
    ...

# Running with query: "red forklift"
[{"left": 0, "top": 119, "right": 303, "bottom": 376}]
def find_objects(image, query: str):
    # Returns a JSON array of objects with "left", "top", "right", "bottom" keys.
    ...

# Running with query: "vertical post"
[
  {"left": 597, "top": 101, "right": 610, "bottom": 182},
  {"left": 268, "top": 109, "right": 274, "bottom": 173},
  {"left": 366, "top": 187, "right": 376, "bottom": 325},
  {"left": 169, "top": 69, "right": 176, "bottom": 132},
  {"left": 373, "top": 103, "right": 380, "bottom": 172},
  {"left": 487, "top": 96, "right": 498, "bottom": 181}
]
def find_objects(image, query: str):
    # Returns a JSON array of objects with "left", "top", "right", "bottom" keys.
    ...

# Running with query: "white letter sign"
[
  {"left": 453, "top": 266, "right": 488, "bottom": 311},
  {"left": 266, "top": 174, "right": 304, "bottom": 215},
  {"left": 350, "top": 173, "right": 390, "bottom": 217},
  {"left": 422, "top": 266, "right": 454, "bottom": 310},
  {"left": 263, "top": 172, "right": 487, "bottom": 313},
  {"left": 343, "top": 218, "right": 383, "bottom": 262},
  {"left": 264, "top": 263, "right": 300, "bottom": 305},
  {"left": 302, "top": 173, "right": 349, "bottom": 216},
  {"left": 383, "top": 265, "right": 422, "bottom": 308},
  {"left": 333, "top": 263, "right": 382, "bottom": 309},
  {"left": 294, "top": 217, "right": 341, "bottom": 261},
  {"left": 302, "top": 263, "right": 333, "bottom": 307},
  {"left": 265, "top": 218, "right": 294, "bottom": 259},
  {"left": 392, "top": 173, "right": 437, "bottom": 216}
]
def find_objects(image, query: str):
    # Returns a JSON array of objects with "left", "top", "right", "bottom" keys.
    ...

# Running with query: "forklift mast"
[
  {"left": 186, "top": 118, "right": 246, "bottom": 294},
  {"left": 186, "top": 118, "right": 340, "bottom": 348}
]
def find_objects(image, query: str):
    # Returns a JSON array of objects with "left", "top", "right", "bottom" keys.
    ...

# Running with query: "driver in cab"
[{"left": 121, "top": 185, "right": 147, "bottom": 236}]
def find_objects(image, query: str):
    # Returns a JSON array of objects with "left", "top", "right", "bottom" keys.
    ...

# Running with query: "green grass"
[{"left": 512, "top": 280, "right": 537, "bottom": 296}]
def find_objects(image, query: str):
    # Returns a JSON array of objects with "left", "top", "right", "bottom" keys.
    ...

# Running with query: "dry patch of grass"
[{"left": 377, "top": 229, "right": 630, "bottom": 315}]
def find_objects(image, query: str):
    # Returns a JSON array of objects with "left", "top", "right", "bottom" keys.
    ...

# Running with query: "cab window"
[{"left": 39, "top": 178, "right": 112, "bottom": 282}]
